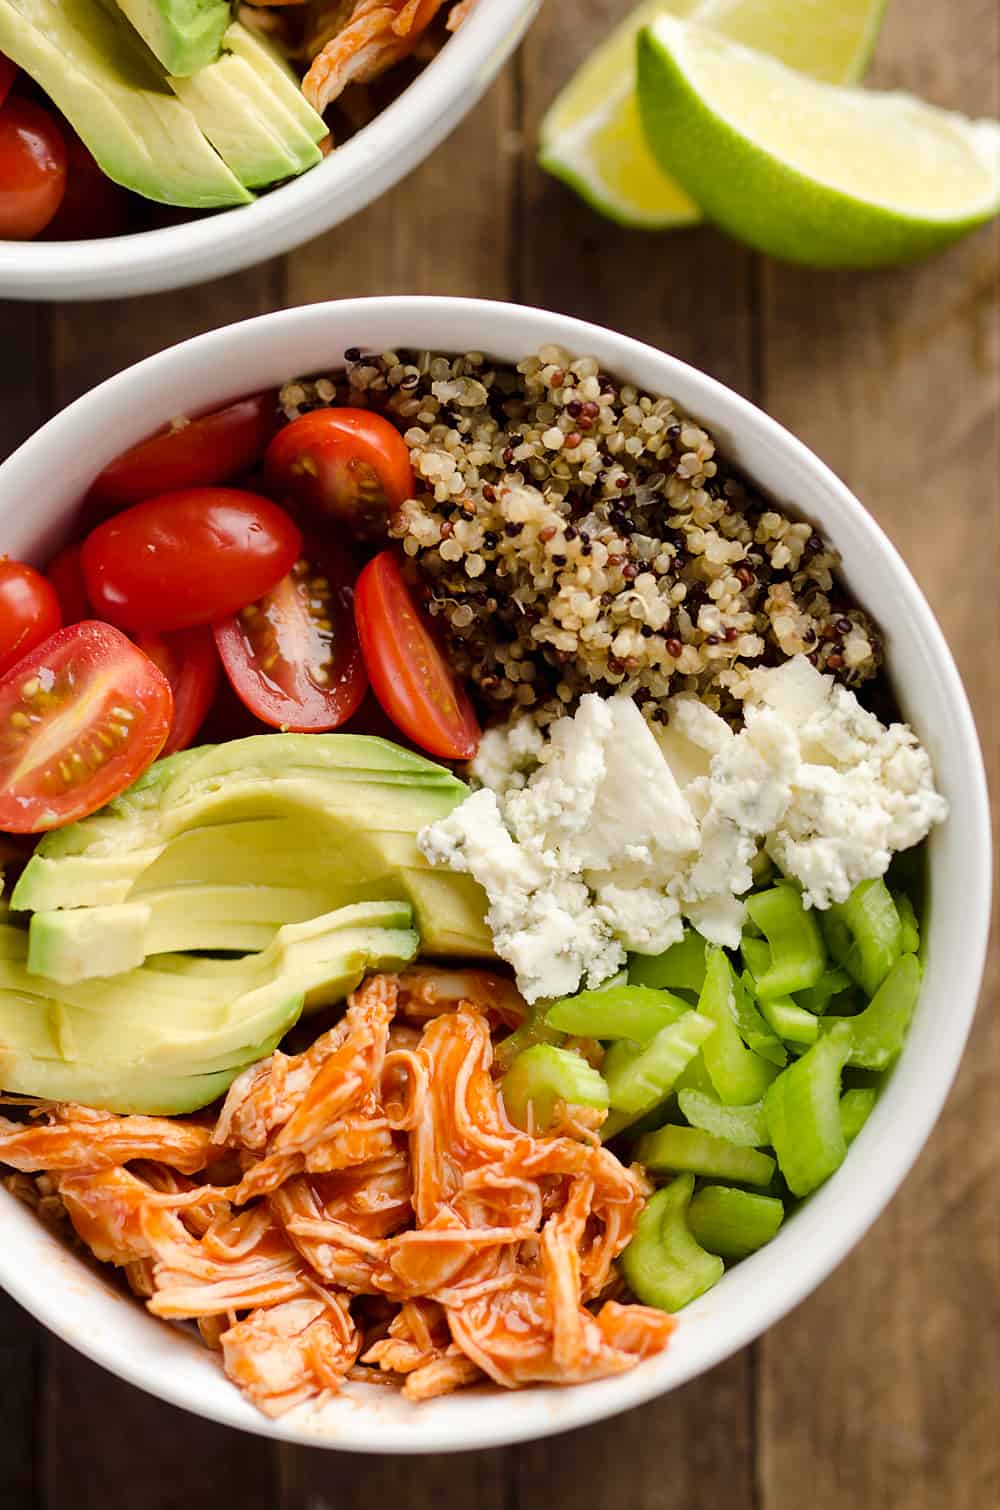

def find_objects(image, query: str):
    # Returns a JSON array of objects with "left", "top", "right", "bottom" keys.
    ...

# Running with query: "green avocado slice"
[
  {"left": 0, "top": 0, "right": 251, "bottom": 207},
  {"left": 114, "top": 0, "right": 232, "bottom": 77},
  {"left": 0, "top": 900, "right": 419, "bottom": 1113},
  {"left": 14, "top": 735, "right": 492, "bottom": 981}
]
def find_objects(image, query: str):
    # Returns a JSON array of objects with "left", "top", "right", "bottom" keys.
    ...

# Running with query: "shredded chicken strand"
[{"left": 6, "top": 970, "right": 672, "bottom": 1418}]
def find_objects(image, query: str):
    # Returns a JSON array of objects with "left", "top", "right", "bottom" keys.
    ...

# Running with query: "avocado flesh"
[
  {"left": 0, "top": 901, "right": 418, "bottom": 1114},
  {"left": 15, "top": 736, "right": 492, "bottom": 983},
  {"left": 0, "top": 0, "right": 252, "bottom": 208},
  {"left": 167, "top": 24, "right": 326, "bottom": 185},
  {"left": 114, "top": 0, "right": 231, "bottom": 76}
]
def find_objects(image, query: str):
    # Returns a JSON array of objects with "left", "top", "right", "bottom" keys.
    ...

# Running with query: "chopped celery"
[
  {"left": 494, "top": 1002, "right": 564, "bottom": 1072},
  {"left": 619, "top": 1174, "right": 724, "bottom": 1311},
  {"left": 824, "top": 953, "right": 922, "bottom": 1070},
  {"left": 546, "top": 984, "right": 689, "bottom": 1041},
  {"left": 744, "top": 885, "right": 826, "bottom": 998},
  {"left": 734, "top": 967, "right": 788, "bottom": 1065},
  {"left": 795, "top": 967, "right": 853, "bottom": 1015},
  {"left": 758, "top": 994, "right": 820, "bottom": 1046},
  {"left": 698, "top": 948, "right": 779, "bottom": 1105},
  {"left": 822, "top": 877, "right": 902, "bottom": 998},
  {"left": 674, "top": 1051, "right": 715, "bottom": 1095},
  {"left": 603, "top": 1012, "right": 716, "bottom": 1116},
  {"left": 677, "top": 1087, "right": 768, "bottom": 1147},
  {"left": 629, "top": 929, "right": 707, "bottom": 995},
  {"left": 840, "top": 1086, "right": 877, "bottom": 1144},
  {"left": 894, "top": 891, "right": 920, "bottom": 956},
  {"left": 764, "top": 1022, "right": 853, "bottom": 1197},
  {"left": 740, "top": 934, "right": 771, "bottom": 980},
  {"left": 636, "top": 1123, "right": 776, "bottom": 1186},
  {"left": 687, "top": 1185, "right": 785, "bottom": 1259},
  {"left": 501, "top": 1044, "right": 608, "bottom": 1132}
]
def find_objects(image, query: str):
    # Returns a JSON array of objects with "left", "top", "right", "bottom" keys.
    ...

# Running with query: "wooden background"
[{"left": 1, "top": 2, "right": 997, "bottom": 1505}]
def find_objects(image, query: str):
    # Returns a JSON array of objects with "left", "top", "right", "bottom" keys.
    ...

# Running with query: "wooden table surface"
[{"left": 1, "top": 2, "right": 997, "bottom": 1505}]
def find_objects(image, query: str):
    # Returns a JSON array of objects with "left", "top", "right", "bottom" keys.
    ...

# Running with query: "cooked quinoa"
[{"left": 280, "top": 347, "right": 881, "bottom": 724}]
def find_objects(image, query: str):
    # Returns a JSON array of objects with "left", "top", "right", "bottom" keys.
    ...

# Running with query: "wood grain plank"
[
  {"left": 284, "top": 74, "right": 516, "bottom": 305},
  {"left": 756, "top": 3, "right": 1000, "bottom": 1507},
  {"left": 0, "top": 296, "right": 49, "bottom": 1510},
  {"left": 516, "top": 4, "right": 757, "bottom": 1506},
  {"left": 40, "top": 1337, "right": 278, "bottom": 1510},
  {"left": 280, "top": 1444, "right": 508, "bottom": 1510},
  {"left": 48, "top": 262, "right": 283, "bottom": 409}
]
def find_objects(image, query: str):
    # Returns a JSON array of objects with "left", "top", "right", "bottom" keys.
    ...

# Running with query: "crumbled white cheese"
[{"left": 418, "top": 660, "right": 947, "bottom": 1000}]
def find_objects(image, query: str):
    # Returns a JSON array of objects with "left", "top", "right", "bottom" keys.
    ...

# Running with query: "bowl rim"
[
  {"left": 0, "top": 1, "right": 541, "bottom": 302},
  {"left": 0, "top": 296, "right": 991, "bottom": 1452}
]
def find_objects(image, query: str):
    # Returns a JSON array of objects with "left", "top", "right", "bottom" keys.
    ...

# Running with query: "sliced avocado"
[
  {"left": 223, "top": 22, "right": 330, "bottom": 146},
  {"left": 168, "top": 24, "right": 325, "bottom": 186},
  {"left": 114, "top": 0, "right": 232, "bottom": 77},
  {"left": 14, "top": 735, "right": 492, "bottom": 981},
  {"left": 0, "top": 0, "right": 251, "bottom": 207},
  {"left": 0, "top": 901, "right": 418, "bottom": 1113}
]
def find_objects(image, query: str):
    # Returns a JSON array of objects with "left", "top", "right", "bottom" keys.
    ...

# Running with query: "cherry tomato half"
[
  {"left": 0, "top": 55, "right": 17, "bottom": 110},
  {"left": 45, "top": 544, "right": 91, "bottom": 624},
  {"left": 214, "top": 540, "right": 367, "bottom": 733},
  {"left": 265, "top": 408, "right": 414, "bottom": 539},
  {"left": 0, "top": 558, "right": 62, "bottom": 678},
  {"left": 136, "top": 625, "right": 220, "bottom": 756},
  {"left": 0, "top": 97, "right": 67, "bottom": 240},
  {"left": 42, "top": 133, "right": 130, "bottom": 242},
  {"left": 81, "top": 488, "right": 302, "bottom": 633},
  {"left": 354, "top": 551, "right": 480, "bottom": 761},
  {"left": 0, "top": 621, "right": 173, "bottom": 833},
  {"left": 88, "top": 393, "right": 279, "bottom": 513}
]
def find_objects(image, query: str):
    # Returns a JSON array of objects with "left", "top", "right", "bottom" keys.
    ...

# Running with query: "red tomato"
[
  {"left": 0, "top": 97, "right": 67, "bottom": 240},
  {"left": 45, "top": 544, "right": 91, "bottom": 624},
  {"left": 135, "top": 625, "right": 220, "bottom": 756},
  {"left": 0, "top": 622, "right": 173, "bottom": 833},
  {"left": 42, "top": 134, "right": 129, "bottom": 242},
  {"left": 81, "top": 488, "right": 302, "bottom": 633},
  {"left": 265, "top": 408, "right": 414, "bottom": 539},
  {"left": 0, "top": 558, "right": 62, "bottom": 677},
  {"left": 214, "top": 540, "right": 367, "bottom": 733},
  {"left": 354, "top": 551, "right": 480, "bottom": 760},
  {"left": 88, "top": 394, "right": 278, "bottom": 513},
  {"left": 0, "top": 55, "right": 16, "bottom": 109}
]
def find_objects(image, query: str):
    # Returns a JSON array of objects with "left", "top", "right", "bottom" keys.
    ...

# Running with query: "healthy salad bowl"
[
  {"left": 0, "top": 2, "right": 539, "bottom": 301},
  {"left": 0, "top": 296, "right": 990, "bottom": 1452}
]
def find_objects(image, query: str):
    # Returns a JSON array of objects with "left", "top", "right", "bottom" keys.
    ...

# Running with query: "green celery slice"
[
  {"left": 840, "top": 1086, "right": 877, "bottom": 1144},
  {"left": 494, "top": 1003, "right": 564, "bottom": 1072},
  {"left": 500, "top": 1044, "right": 608, "bottom": 1132},
  {"left": 764, "top": 1022, "right": 853, "bottom": 1197},
  {"left": 546, "top": 983, "right": 689, "bottom": 1040},
  {"left": 603, "top": 1011, "right": 716, "bottom": 1116},
  {"left": 620, "top": 1173, "right": 724, "bottom": 1311},
  {"left": 795, "top": 967, "right": 853, "bottom": 1015},
  {"left": 745, "top": 884, "right": 826, "bottom": 998},
  {"left": 698, "top": 947, "right": 779, "bottom": 1104},
  {"left": 823, "top": 952, "right": 922, "bottom": 1070},
  {"left": 821, "top": 877, "right": 902, "bottom": 998},
  {"left": 677, "top": 1087, "right": 768, "bottom": 1147},
  {"left": 687, "top": 1184, "right": 785, "bottom": 1259},
  {"left": 636, "top": 1123, "right": 776, "bottom": 1186},
  {"left": 893, "top": 890, "right": 921, "bottom": 956},
  {"left": 734, "top": 968, "right": 787, "bottom": 1065},
  {"left": 758, "top": 994, "right": 820, "bottom": 1046},
  {"left": 629, "top": 928, "right": 707, "bottom": 994}
]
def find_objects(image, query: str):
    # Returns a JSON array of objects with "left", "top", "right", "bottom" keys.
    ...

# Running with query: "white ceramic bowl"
[
  {"left": 0, "top": 3, "right": 539, "bottom": 302},
  {"left": 0, "top": 298, "right": 991, "bottom": 1452}
]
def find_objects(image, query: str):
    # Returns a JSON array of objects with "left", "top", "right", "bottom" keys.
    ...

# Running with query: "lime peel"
[{"left": 637, "top": 15, "right": 1000, "bottom": 267}]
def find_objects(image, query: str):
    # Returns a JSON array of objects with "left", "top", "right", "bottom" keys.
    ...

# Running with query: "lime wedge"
[
  {"left": 538, "top": 0, "right": 886, "bottom": 230},
  {"left": 638, "top": 17, "right": 1000, "bottom": 266}
]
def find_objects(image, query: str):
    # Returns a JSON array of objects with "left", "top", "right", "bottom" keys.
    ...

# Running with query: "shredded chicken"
[{"left": 3, "top": 969, "right": 674, "bottom": 1418}]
